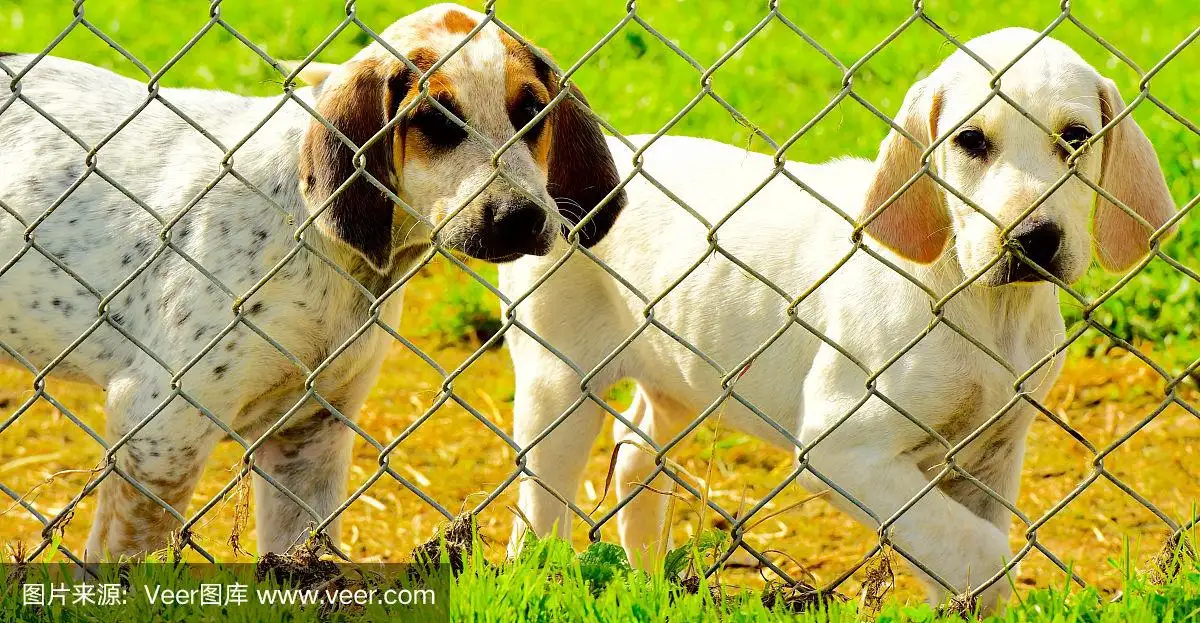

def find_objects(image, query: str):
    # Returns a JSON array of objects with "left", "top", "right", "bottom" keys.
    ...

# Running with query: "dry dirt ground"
[{"left": 1, "top": 261, "right": 1196, "bottom": 603}]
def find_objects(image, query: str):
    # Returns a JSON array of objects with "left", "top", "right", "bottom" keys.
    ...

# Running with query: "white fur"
[{"left": 502, "top": 28, "right": 1174, "bottom": 612}]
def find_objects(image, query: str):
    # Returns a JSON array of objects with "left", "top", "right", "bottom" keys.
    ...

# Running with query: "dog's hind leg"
[{"left": 611, "top": 384, "right": 692, "bottom": 570}]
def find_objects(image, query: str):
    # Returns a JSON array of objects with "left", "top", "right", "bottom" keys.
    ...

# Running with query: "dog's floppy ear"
[
  {"left": 1092, "top": 78, "right": 1175, "bottom": 272},
  {"left": 300, "top": 59, "right": 408, "bottom": 272},
  {"left": 861, "top": 78, "right": 950, "bottom": 263},
  {"left": 544, "top": 81, "right": 626, "bottom": 247}
]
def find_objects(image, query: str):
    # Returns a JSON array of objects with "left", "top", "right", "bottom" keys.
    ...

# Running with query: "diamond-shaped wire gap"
[
  {"left": 369, "top": 367, "right": 523, "bottom": 542},
  {"left": 769, "top": 7, "right": 943, "bottom": 165},
  {"left": 0, "top": 375, "right": 106, "bottom": 559},
  {"left": 621, "top": 430, "right": 881, "bottom": 593},
  {"left": 683, "top": 420, "right": 930, "bottom": 597},
  {"left": 696, "top": 12, "right": 841, "bottom": 154},
  {"left": 600, "top": 2, "right": 772, "bottom": 149},
  {"left": 1010, "top": 352, "right": 1191, "bottom": 582},
  {"left": 1030, "top": 474, "right": 1184, "bottom": 594}
]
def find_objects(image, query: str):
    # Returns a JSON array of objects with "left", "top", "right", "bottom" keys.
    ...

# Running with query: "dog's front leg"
[
  {"left": 85, "top": 376, "right": 225, "bottom": 561},
  {"left": 798, "top": 426, "right": 1015, "bottom": 612},
  {"left": 252, "top": 408, "right": 355, "bottom": 554},
  {"left": 509, "top": 366, "right": 607, "bottom": 555}
]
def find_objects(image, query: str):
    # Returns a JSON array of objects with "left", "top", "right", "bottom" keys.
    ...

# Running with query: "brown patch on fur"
[
  {"left": 911, "top": 383, "right": 984, "bottom": 457},
  {"left": 498, "top": 38, "right": 626, "bottom": 246},
  {"left": 440, "top": 9, "right": 478, "bottom": 34},
  {"left": 390, "top": 47, "right": 460, "bottom": 169},
  {"left": 498, "top": 37, "right": 555, "bottom": 173},
  {"left": 300, "top": 56, "right": 401, "bottom": 270},
  {"left": 406, "top": 47, "right": 441, "bottom": 75},
  {"left": 101, "top": 477, "right": 185, "bottom": 555},
  {"left": 276, "top": 408, "right": 341, "bottom": 443},
  {"left": 939, "top": 436, "right": 1018, "bottom": 525}
]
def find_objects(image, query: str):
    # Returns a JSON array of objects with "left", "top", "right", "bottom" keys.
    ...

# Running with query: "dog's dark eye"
[
  {"left": 510, "top": 92, "right": 547, "bottom": 143},
  {"left": 954, "top": 128, "right": 990, "bottom": 158},
  {"left": 411, "top": 104, "right": 467, "bottom": 151},
  {"left": 1057, "top": 124, "right": 1092, "bottom": 157}
]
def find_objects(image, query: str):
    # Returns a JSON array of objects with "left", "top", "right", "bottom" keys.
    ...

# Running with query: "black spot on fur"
[
  {"left": 249, "top": 302, "right": 264, "bottom": 315},
  {"left": 212, "top": 364, "right": 228, "bottom": 379}
]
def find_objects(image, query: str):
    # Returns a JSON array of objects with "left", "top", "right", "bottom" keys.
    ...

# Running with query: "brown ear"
[
  {"left": 545, "top": 83, "right": 626, "bottom": 247},
  {"left": 861, "top": 79, "right": 950, "bottom": 263},
  {"left": 1092, "top": 78, "right": 1176, "bottom": 272},
  {"left": 299, "top": 59, "right": 408, "bottom": 272}
]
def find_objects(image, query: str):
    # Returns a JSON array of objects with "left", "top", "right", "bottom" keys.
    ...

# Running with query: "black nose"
[
  {"left": 1009, "top": 221, "right": 1062, "bottom": 281},
  {"left": 493, "top": 200, "right": 547, "bottom": 244},
  {"left": 457, "top": 200, "right": 549, "bottom": 262}
]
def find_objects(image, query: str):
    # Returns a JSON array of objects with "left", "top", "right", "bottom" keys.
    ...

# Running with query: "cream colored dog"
[{"left": 501, "top": 28, "right": 1175, "bottom": 611}]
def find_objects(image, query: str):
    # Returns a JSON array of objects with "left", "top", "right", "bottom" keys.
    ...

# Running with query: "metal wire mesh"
[{"left": 0, "top": 0, "right": 1196, "bottom": 605}]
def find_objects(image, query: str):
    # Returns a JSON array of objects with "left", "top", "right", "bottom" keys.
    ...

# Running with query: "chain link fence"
[{"left": 0, "top": 0, "right": 1196, "bottom": 606}]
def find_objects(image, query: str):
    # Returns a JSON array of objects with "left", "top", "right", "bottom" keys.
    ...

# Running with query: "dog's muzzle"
[
  {"left": 996, "top": 220, "right": 1064, "bottom": 284},
  {"left": 458, "top": 199, "right": 554, "bottom": 263}
]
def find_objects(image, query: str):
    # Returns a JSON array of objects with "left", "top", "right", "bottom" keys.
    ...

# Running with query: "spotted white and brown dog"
[{"left": 0, "top": 4, "right": 623, "bottom": 560}]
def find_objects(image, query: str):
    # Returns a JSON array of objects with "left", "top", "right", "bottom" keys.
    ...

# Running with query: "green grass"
[
  {"left": 460, "top": 531, "right": 1199, "bottom": 623},
  {"left": 2, "top": 528, "right": 1197, "bottom": 622},
  {"left": 3, "top": 0, "right": 1197, "bottom": 368}
]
